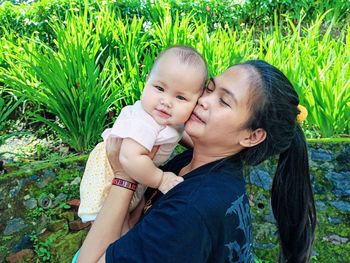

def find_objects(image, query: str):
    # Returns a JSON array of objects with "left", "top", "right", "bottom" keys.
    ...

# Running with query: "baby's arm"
[{"left": 119, "top": 138, "right": 183, "bottom": 193}]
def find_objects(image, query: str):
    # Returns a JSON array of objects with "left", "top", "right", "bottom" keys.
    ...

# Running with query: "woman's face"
[{"left": 185, "top": 65, "right": 254, "bottom": 155}]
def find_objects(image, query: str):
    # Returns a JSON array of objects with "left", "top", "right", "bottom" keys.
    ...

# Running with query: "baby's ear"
[{"left": 239, "top": 128, "right": 267, "bottom": 148}]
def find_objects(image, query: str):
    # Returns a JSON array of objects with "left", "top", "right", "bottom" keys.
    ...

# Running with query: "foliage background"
[
  {"left": 0, "top": 1, "right": 349, "bottom": 261},
  {"left": 0, "top": 0, "right": 349, "bottom": 152}
]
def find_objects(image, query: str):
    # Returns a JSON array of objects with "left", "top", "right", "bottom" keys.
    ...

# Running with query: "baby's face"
[{"left": 141, "top": 53, "right": 205, "bottom": 128}]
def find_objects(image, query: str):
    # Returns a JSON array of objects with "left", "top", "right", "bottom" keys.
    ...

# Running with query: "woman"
[{"left": 77, "top": 60, "right": 316, "bottom": 263}]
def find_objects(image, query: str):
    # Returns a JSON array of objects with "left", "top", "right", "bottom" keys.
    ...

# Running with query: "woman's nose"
[{"left": 197, "top": 93, "right": 209, "bottom": 109}]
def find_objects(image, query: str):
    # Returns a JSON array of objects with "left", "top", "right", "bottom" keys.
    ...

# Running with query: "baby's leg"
[{"left": 78, "top": 142, "right": 114, "bottom": 222}]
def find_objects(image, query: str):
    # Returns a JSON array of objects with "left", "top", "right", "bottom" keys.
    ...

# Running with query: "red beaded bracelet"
[{"left": 112, "top": 178, "right": 138, "bottom": 192}]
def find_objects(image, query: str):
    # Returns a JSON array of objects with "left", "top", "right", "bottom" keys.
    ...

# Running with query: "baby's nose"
[{"left": 160, "top": 98, "right": 171, "bottom": 107}]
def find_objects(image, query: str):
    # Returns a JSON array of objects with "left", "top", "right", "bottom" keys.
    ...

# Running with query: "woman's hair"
[{"left": 239, "top": 60, "right": 316, "bottom": 263}]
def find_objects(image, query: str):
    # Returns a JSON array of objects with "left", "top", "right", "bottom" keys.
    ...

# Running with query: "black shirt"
[{"left": 106, "top": 150, "right": 253, "bottom": 263}]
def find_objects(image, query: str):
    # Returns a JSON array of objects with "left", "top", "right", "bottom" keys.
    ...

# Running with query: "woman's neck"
[{"left": 179, "top": 145, "right": 241, "bottom": 176}]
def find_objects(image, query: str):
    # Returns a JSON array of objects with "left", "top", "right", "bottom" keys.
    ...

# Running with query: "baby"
[{"left": 78, "top": 45, "right": 208, "bottom": 223}]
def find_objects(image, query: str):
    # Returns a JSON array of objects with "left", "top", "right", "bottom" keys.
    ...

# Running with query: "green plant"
[
  {"left": 1, "top": 1, "right": 349, "bottom": 142},
  {"left": 1, "top": 9, "right": 119, "bottom": 152},
  {"left": 95, "top": 9, "right": 151, "bottom": 108},
  {"left": 30, "top": 233, "right": 54, "bottom": 262},
  {"left": 0, "top": 93, "right": 28, "bottom": 154}
]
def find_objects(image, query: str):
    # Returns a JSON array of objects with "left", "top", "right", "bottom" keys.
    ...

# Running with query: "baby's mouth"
[{"left": 156, "top": 109, "right": 171, "bottom": 119}]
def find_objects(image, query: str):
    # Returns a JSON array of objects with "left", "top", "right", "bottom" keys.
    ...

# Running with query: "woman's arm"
[
  {"left": 77, "top": 184, "right": 134, "bottom": 263},
  {"left": 77, "top": 138, "right": 159, "bottom": 263}
]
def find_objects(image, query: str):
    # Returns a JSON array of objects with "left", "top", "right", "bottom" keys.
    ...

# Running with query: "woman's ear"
[{"left": 239, "top": 128, "right": 267, "bottom": 148}]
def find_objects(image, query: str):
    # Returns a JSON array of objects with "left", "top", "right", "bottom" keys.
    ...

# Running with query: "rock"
[
  {"left": 36, "top": 179, "right": 48, "bottom": 189},
  {"left": 38, "top": 229, "right": 53, "bottom": 242},
  {"left": 38, "top": 194, "right": 54, "bottom": 209},
  {"left": 23, "top": 198, "right": 37, "bottom": 209},
  {"left": 58, "top": 146, "right": 70, "bottom": 155},
  {"left": 43, "top": 168, "right": 56, "bottom": 178},
  {"left": 4, "top": 218, "right": 27, "bottom": 235},
  {"left": 60, "top": 211, "right": 76, "bottom": 222},
  {"left": 51, "top": 230, "right": 88, "bottom": 263},
  {"left": 310, "top": 148, "right": 332, "bottom": 161},
  {"left": 253, "top": 242, "right": 276, "bottom": 250},
  {"left": 70, "top": 176, "right": 81, "bottom": 186},
  {"left": 249, "top": 170, "right": 272, "bottom": 190},
  {"left": 69, "top": 220, "right": 91, "bottom": 231},
  {"left": 9, "top": 181, "right": 23, "bottom": 198},
  {"left": 322, "top": 234, "right": 348, "bottom": 244},
  {"left": 67, "top": 198, "right": 80, "bottom": 208},
  {"left": 47, "top": 219, "right": 68, "bottom": 232},
  {"left": 6, "top": 249, "right": 34, "bottom": 263},
  {"left": 325, "top": 171, "right": 350, "bottom": 197},
  {"left": 36, "top": 169, "right": 55, "bottom": 188},
  {"left": 315, "top": 201, "right": 327, "bottom": 211},
  {"left": 330, "top": 200, "right": 350, "bottom": 212},
  {"left": 35, "top": 214, "right": 49, "bottom": 232},
  {"left": 335, "top": 145, "right": 350, "bottom": 165},
  {"left": 254, "top": 222, "right": 277, "bottom": 241},
  {"left": 312, "top": 182, "right": 326, "bottom": 195},
  {"left": 264, "top": 208, "right": 276, "bottom": 224},
  {"left": 328, "top": 217, "right": 342, "bottom": 224},
  {"left": 53, "top": 193, "right": 67, "bottom": 207},
  {"left": 28, "top": 174, "right": 39, "bottom": 182},
  {"left": 13, "top": 235, "right": 34, "bottom": 252}
]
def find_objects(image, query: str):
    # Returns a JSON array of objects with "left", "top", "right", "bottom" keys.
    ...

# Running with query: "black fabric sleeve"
[{"left": 106, "top": 197, "right": 211, "bottom": 263}]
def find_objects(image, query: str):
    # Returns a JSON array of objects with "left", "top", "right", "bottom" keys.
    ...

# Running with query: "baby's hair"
[{"left": 152, "top": 45, "right": 209, "bottom": 88}]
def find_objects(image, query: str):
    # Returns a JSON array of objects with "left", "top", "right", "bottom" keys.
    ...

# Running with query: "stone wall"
[
  {"left": 247, "top": 142, "right": 350, "bottom": 262},
  {"left": 0, "top": 143, "right": 349, "bottom": 262}
]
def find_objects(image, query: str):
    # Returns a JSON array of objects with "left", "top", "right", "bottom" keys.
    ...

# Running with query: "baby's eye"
[
  {"left": 155, "top": 86, "right": 164, "bottom": 92},
  {"left": 176, "top": 95, "right": 187, "bottom": 101}
]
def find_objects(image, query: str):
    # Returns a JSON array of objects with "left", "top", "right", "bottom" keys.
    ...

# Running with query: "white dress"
[{"left": 78, "top": 101, "right": 182, "bottom": 222}]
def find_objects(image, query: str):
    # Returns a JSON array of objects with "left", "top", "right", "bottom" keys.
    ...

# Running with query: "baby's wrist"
[{"left": 156, "top": 170, "right": 164, "bottom": 189}]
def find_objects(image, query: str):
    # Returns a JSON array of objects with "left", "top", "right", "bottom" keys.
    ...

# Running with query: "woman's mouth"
[{"left": 190, "top": 112, "right": 205, "bottom": 124}]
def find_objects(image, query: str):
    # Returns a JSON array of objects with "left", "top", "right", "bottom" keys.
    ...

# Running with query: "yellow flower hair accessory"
[{"left": 297, "top": 104, "right": 308, "bottom": 123}]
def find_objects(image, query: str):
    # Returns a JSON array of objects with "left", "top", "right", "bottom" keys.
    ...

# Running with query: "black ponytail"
[
  {"left": 237, "top": 60, "right": 317, "bottom": 262},
  {"left": 272, "top": 125, "right": 316, "bottom": 262}
]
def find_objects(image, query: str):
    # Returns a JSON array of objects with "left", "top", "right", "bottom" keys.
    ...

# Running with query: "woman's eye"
[
  {"left": 205, "top": 86, "right": 214, "bottom": 93},
  {"left": 155, "top": 86, "right": 164, "bottom": 92},
  {"left": 205, "top": 82, "right": 215, "bottom": 92},
  {"left": 220, "top": 98, "right": 230, "bottom": 107},
  {"left": 176, "top": 95, "right": 187, "bottom": 101}
]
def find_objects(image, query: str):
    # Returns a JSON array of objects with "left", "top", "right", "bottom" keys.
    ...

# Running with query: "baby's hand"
[{"left": 158, "top": 172, "right": 184, "bottom": 194}]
